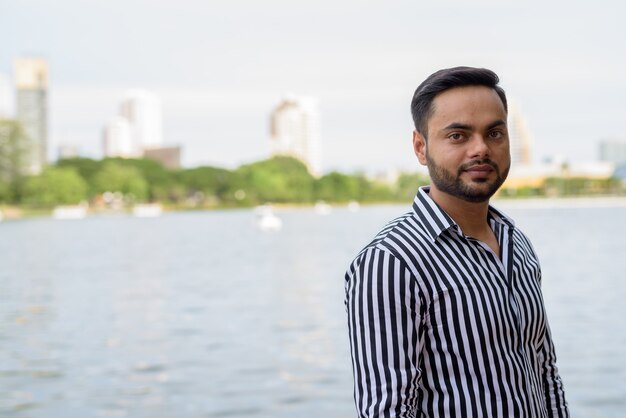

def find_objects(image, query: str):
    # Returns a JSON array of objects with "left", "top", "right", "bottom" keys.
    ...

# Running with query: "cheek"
[
  {"left": 503, "top": 146, "right": 512, "bottom": 163},
  {"left": 493, "top": 143, "right": 511, "bottom": 161}
]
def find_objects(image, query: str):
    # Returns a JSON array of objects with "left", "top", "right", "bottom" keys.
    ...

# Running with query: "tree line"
[
  {"left": 1, "top": 119, "right": 622, "bottom": 209},
  {"left": 0, "top": 118, "right": 430, "bottom": 208},
  {"left": 0, "top": 157, "right": 430, "bottom": 210}
]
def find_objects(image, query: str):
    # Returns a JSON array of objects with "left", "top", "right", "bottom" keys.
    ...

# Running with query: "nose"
[{"left": 469, "top": 134, "right": 490, "bottom": 159}]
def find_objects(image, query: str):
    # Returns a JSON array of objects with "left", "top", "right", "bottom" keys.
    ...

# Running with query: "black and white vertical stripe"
[{"left": 345, "top": 186, "right": 569, "bottom": 418}]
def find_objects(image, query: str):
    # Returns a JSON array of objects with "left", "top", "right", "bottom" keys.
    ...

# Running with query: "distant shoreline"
[
  {"left": 492, "top": 196, "right": 626, "bottom": 209},
  {"left": 2, "top": 195, "right": 626, "bottom": 220}
]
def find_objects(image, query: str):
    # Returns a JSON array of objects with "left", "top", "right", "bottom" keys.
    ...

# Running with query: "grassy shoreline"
[{"left": 3, "top": 194, "right": 626, "bottom": 220}]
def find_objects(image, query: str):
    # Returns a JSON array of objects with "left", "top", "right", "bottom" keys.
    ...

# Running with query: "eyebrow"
[
  {"left": 487, "top": 119, "right": 507, "bottom": 130},
  {"left": 443, "top": 122, "right": 471, "bottom": 131},
  {"left": 443, "top": 119, "right": 507, "bottom": 131}
]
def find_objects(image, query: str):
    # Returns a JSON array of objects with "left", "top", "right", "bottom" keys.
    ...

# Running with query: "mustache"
[{"left": 457, "top": 159, "right": 499, "bottom": 174}]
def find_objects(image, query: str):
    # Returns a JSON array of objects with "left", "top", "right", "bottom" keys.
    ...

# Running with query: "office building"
[
  {"left": 103, "top": 116, "right": 136, "bottom": 158},
  {"left": 507, "top": 102, "right": 532, "bottom": 165},
  {"left": 599, "top": 139, "right": 626, "bottom": 165},
  {"left": 15, "top": 57, "right": 48, "bottom": 174},
  {"left": 58, "top": 143, "right": 79, "bottom": 160},
  {"left": 103, "top": 90, "right": 180, "bottom": 162},
  {"left": 269, "top": 96, "right": 321, "bottom": 176},
  {"left": 504, "top": 161, "right": 615, "bottom": 190},
  {"left": 0, "top": 73, "right": 11, "bottom": 118},
  {"left": 143, "top": 145, "right": 181, "bottom": 169},
  {"left": 120, "top": 89, "right": 163, "bottom": 150}
]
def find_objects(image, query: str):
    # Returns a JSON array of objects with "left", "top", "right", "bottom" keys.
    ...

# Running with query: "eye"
[
  {"left": 488, "top": 130, "right": 505, "bottom": 139},
  {"left": 448, "top": 132, "right": 466, "bottom": 141}
]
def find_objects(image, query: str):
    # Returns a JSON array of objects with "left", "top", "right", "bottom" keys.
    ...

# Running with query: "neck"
[{"left": 428, "top": 185, "right": 491, "bottom": 238}]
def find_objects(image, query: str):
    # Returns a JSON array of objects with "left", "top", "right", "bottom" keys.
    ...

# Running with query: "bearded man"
[{"left": 344, "top": 67, "right": 569, "bottom": 418}]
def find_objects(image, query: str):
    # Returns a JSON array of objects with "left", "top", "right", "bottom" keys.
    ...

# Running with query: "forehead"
[{"left": 430, "top": 85, "right": 507, "bottom": 127}]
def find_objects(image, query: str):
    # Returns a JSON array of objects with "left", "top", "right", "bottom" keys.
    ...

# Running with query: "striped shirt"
[{"left": 344, "top": 186, "right": 569, "bottom": 418}]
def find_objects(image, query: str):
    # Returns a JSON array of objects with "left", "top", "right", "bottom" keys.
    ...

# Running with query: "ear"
[{"left": 412, "top": 130, "right": 428, "bottom": 166}]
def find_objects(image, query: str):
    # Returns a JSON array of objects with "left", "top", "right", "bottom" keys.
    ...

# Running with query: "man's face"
[{"left": 412, "top": 85, "right": 510, "bottom": 203}]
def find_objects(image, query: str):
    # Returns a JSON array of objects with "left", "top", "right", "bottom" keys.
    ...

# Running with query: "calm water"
[{"left": 0, "top": 203, "right": 624, "bottom": 418}]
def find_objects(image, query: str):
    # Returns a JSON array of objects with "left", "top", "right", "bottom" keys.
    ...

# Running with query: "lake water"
[{"left": 0, "top": 202, "right": 625, "bottom": 418}]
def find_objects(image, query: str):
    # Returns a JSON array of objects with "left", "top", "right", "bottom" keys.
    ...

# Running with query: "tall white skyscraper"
[
  {"left": 103, "top": 116, "right": 135, "bottom": 157},
  {"left": 507, "top": 102, "right": 532, "bottom": 165},
  {"left": 269, "top": 96, "right": 321, "bottom": 176},
  {"left": 15, "top": 57, "right": 48, "bottom": 174},
  {"left": 102, "top": 89, "right": 180, "bottom": 166},
  {"left": 119, "top": 89, "right": 163, "bottom": 150},
  {"left": 0, "top": 73, "right": 12, "bottom": 118}
]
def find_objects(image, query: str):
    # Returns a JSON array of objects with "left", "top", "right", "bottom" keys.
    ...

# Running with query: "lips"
[
  {"left": 465, "top": 164, "right": 494, "bottom": 173},
  {"left": 462, "top": 164, "right": 497, "bottom": 181}
]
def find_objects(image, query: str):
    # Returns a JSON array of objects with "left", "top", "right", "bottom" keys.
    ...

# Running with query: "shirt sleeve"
[
  {"left": 535, "top": 267, "right": 570, "bottom": 418},
  {"left": 539, "top": 319, "right": 570, "bottom": 418},
  {"left": 345, "top": 247, "right": 424, "bottom": 418}
]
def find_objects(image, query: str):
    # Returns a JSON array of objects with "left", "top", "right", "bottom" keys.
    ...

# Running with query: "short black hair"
[{"left": 410, "top": 66, "right": 507, "bottom": 138}]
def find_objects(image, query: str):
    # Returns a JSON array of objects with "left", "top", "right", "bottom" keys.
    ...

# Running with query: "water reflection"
[{"left": 0, "top": 205, "right": 624, "bottom": 417}]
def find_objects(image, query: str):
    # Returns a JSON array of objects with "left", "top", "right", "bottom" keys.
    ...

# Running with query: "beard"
[{"left": 425, "top": 151, "right": 510, "bottom": 203}]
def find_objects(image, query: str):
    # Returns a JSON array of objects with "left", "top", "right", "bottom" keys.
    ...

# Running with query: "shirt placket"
[
  {"left": 464, "top": 222, "right": 540, "bottom": 416},
  {"left": 500, "top": 223, "right": 543, "bottom": 418}
]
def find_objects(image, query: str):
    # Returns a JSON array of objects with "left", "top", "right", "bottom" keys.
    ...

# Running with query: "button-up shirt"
[{"left": 344, "top": 186, "right": 569, "bottom": 418}]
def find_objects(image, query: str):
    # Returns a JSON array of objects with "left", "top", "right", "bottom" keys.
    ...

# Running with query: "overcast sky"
[{"left": 1, "top": 0, "right": 624, "bottom": 172}]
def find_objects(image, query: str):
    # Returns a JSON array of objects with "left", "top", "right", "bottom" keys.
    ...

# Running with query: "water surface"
[{"left": 0, "top": 204, "right": 624, "bottom": 417}]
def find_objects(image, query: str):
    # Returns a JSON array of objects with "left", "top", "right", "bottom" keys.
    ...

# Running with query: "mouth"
[
  {"left": 461, "top": 163, "right": 497, "bottom": 182},
  {"left": 464, "top": 164, "right": 495, "bottom": 174}
]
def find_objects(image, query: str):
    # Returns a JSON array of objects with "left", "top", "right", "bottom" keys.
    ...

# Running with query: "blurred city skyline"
[{"left": 1, "top": 0, "right": 625, "bottom": 172}]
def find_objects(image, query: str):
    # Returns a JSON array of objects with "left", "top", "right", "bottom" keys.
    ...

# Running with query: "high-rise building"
[
  {"left": 103, "top": 90, "right": 180, "bottom": 162},
  {"left": 14, "top": 57, "right": 48, "bottom": 174},
  {"left": 269, "top": 96, "right": 321, "bottom": 176},
  {"left": 58, "top": 143, "right": 79, "bottom": 160},
  {"left": 598, "top": 139, "right": 626, "bottom": 165},
  {"left": 103, "top": 116, "right": 136, "bottom": 158},
  {"left": 0, "top": 73, "right": 12, "bottom": 118},
  {"left": 143, "top": 145, "right": 181, "bottom": 169},
  {"left": 507, "top": 102, "right": 532, "bottom": 165},
  {"left": 120, "top": 89, "right": 163, "bottom": 150}
]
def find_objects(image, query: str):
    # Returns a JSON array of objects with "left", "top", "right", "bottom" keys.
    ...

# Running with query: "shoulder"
[
  {"left": 347, "top": 210, "right": 433, "bottom": 279},
  {"left": 511, "top": 225, "right": 540, "bottom": 259}
]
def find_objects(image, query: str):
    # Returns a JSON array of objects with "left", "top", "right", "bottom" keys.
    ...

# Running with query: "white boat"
[
  {"left": 133, "top": 203, "right": 163, "bottom": 218},
  {"left": 255, "top": 205, "right": 282, "bottom": 231},
  {"left": 347, "top": 200, "right": 360, "bottom": 212},
  {"left": 314, "top": 200, "right": 332, "bottom": 215},
  {"left": 52, "top": 205, "right": 87, "bottom": 220}
]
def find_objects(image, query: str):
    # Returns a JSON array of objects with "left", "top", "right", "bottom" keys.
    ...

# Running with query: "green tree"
[
  {"left": 394, "top": 172, "right": 430, "bottom": 200},
  {"left": 350, "top": 174, "right": 395, "bottom": 202},
  {"left": 92, "top": 161, "right": 149, "bottom": 201},
  {"left": 544, "top": 176, "right": 623, "bottom": 196},
  {"left": 0, "top": 119, "right": 30, "bottom": 201},
  {"left": 21, "top": 167, "right": 88, "bottom": 207},
  {"left": 56, "top": 157, "right": 102, "bottom": 196},
  {"left": 236, "top": 156, "right": 315, "bottom": 203},
  {"left": 314, "top": 172, "right": 360, "bottom": 202},
  {"left": 176, "top": 166, "right": 235, "bottom": 204},
  {"left": 105, "top": 157, "right": 177, "bottom": 201},
  {"left": 0, "top": 178, "right": 11, "bottom": 203}
]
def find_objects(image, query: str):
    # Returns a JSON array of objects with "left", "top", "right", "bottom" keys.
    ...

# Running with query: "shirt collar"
[{"left": 412, "top": 186, "right": 515, "bottom": 242}]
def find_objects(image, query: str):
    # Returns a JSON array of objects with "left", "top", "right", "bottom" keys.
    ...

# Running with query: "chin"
[{"left": 459, "top": 183, "right": 500, "bottom": 202}]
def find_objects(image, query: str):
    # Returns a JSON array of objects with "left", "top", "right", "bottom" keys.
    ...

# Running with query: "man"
[{"left": 344, "top": 67, "right": 569, "bottom": 418}]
